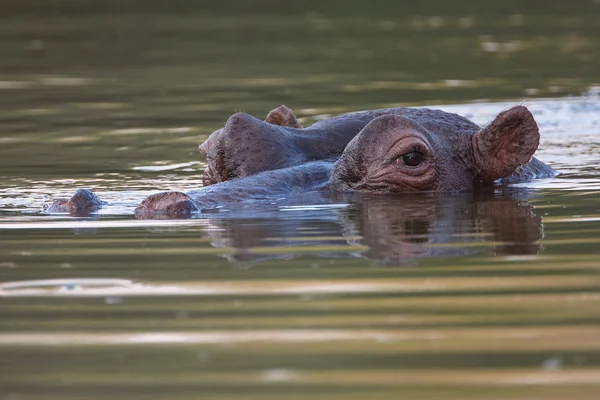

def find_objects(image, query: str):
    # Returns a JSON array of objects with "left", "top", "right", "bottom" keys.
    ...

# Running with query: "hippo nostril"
[
  {"left": 199, "top": 128, "right": 222, "bottom": 156},
  {"left": 198, "top": 140, "right": 209, "bottom": 155},
  {"left": 134, "top": 203, "right": 148, "bottom": 213}
]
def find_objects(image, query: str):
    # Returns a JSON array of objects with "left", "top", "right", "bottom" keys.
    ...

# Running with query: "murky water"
[{"left": 1, "top": 1, "right": 600, "bottom": 399}]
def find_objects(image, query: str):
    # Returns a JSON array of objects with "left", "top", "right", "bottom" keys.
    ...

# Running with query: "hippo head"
[
  {"left": 199, "top": 105, "right": 303, "bottom": 186},
  {"left": 330, "top": 106, "right": 540, "bottom": 192}
]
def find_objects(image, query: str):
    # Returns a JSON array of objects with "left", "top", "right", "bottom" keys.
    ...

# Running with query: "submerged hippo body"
[{"left": 47, "top": 105, "right": 556, "bottom": 218}]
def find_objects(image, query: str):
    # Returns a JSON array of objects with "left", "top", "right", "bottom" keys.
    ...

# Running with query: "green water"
[{"left": 1, "top": 1, "right": 600, "bottom": 399}]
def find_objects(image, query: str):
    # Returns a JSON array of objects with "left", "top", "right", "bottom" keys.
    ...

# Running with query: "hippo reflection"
[
  {"left": 201, "top": 188, "right": 543, "bottom": 266},
  {"left": 46, "top": 105, "right": 555, "bottom": 217}
]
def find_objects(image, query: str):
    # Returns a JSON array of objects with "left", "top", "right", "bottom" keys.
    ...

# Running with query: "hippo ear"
[
  {"left": 265, "top": 105, "right": 303, "bottom": 128},
  {"left": 472, "top": 106, "right": 540, "bottom": 182}
]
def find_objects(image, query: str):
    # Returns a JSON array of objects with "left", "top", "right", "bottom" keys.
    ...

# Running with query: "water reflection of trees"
[{"left": 204, "top": 188, "right": 543, "bottom": 266}]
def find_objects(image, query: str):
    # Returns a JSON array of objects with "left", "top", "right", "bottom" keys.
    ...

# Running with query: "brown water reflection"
[{"left": 206, "top": 188, "right": 543, "bottom": 266}]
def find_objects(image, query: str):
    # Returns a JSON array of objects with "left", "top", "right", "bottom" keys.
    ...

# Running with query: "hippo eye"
[{"left": 398, "top": 150, "right": 424, "bottom": 167}]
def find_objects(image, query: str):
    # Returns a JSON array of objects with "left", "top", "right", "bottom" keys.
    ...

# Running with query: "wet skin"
[
  {"left": 199, "top": 104, "right": 482, "bottom": 186},
  {"left": 46, "top": 105, "right": 556, "bottom": 218},
  {"left": 199, "top": 104, "right": 552, "bottom": 187}
]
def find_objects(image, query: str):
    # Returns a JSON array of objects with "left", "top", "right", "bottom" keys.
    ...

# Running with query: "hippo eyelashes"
[
  {"left": 328, "top": 116, "right": 443, "bottom": 192},
  {"left": 383, "top": 125, "right": 432, "bottom": 172},
  {"left": 396, "top": 148, "right": 425, "bottom": 167}
]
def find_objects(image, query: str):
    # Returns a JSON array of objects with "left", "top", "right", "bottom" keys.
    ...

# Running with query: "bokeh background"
[{"left": 2, "top": 0, "right": 600, "bottom": 180}]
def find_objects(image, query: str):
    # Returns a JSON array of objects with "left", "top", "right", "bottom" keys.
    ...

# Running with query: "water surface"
[{"left": 1, "top": 1, "right": 600, "bottom": 399}]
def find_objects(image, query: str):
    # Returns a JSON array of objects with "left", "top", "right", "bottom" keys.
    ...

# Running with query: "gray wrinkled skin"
[
  {"left": 329, "top": 106, "right": 548, "bottom": 192},
  {"left": 46, "top": 105, "right": 556, "bottom": 218},
  {"left": 199, "top": 105, "right": 483, "bottom": 186}
]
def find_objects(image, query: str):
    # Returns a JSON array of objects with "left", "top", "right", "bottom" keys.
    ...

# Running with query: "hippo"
[
  {"left": 46, "top": 105, "right": 556, "bottom": 218},
  {"left": 199, "top": 104, "right": 551, "bottom": 187}
]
